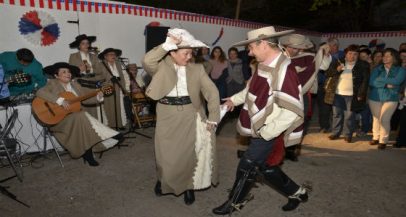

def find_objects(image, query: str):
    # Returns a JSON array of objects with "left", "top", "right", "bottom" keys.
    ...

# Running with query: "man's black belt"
[{"left": 159, "top": 96, "right": 192, "bottom": 105}]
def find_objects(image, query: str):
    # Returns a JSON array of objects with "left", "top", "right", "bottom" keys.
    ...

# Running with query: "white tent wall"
[
  {"left": 320, "top": 32, "right": 406, "bottom": 50},
  {"left": 1, "top": 0, "right": 404, "bottom": 68},
  {"left": 94, "top": 13, "right": 253, "bottom": 64},
  {"left": 0, "top": 0, "right": 271, "bottom": 66}
]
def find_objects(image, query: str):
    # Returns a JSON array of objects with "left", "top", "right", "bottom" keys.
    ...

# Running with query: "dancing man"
[{"left": 213, "top": 26, "right": 309, "bottom": 215}]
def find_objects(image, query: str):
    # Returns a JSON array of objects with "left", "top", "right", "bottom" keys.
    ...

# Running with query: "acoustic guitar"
[
  {"left": 6, "top": 72, "right": 31, "bottom": 86},
  {"left": 32, "top": 86, "right": 113, "bottom": 125}
]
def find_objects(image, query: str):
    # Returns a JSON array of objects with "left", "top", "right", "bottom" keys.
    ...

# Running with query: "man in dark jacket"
[{"left": 324, "top": 44, "right": 370, "bottom": 142}]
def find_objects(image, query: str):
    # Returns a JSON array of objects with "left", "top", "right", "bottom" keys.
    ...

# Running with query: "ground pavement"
[{"left": 0, "top": 117, "right": 405, "bottom": 217}]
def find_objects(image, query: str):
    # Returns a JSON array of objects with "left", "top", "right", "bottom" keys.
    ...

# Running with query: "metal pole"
[{"left": 235, "top": 0, "right": 242, "bottom": 20}]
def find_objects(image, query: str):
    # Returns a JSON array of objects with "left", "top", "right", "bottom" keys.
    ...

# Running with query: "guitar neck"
[{"left": 70, "top": 89, "right": 100, "bottom": 103}]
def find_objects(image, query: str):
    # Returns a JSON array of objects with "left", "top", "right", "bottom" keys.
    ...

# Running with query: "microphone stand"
[
  {"left": 124, "top": 68, "right": 152, "bottom": 139},
  {"left": 101, "top": 61, "right": 151, "bottom": 139}
]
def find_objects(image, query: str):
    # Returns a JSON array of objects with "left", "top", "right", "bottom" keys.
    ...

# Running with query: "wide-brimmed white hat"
[
  {"left": 233, "top": 26, "right": 294, "bottom": 47},
  {"left": 279, "top": 34, "right": 313, "bottom": 50},
  {"left": 168, "top": 28, "right": 208, "bottom": 49}
]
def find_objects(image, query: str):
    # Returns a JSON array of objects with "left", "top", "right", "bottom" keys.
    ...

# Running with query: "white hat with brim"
[
  {"left": 233, "top": 26, "right": 294, "bottom": 47},
  {"left": 168, "top": 28, "right": 209, "bottom": 49},
  {"left": 279, "top": 34, "right": 313, "bottom": 50}
]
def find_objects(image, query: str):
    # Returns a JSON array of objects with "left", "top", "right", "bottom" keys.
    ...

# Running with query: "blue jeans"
[
  {"left": 358, "top": 105, "right": 372, "bottom": 133},
  {"left": 317, "top": 88, "right": 332, "bottom": 130},
  {"left": 332, "top": 94, "right": 355, "bottom": 137}
]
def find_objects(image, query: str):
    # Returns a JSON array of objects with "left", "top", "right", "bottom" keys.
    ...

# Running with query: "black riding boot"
[
  {"left": 261, "top": 165, "right": 308, "bottom": 211},
  {"left": 82, "top": 148, "right": 99, "bottom": 166},
  {"left": 212, "top": 158, "right": 256, "bottom": 215},
  {"left": 285, "top": 145, "right": 299, "bottom": 162}
]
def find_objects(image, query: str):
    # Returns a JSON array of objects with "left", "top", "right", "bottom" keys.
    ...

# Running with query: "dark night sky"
[{"left": 114, "top": 0, "right": 406, "bottom": 32}]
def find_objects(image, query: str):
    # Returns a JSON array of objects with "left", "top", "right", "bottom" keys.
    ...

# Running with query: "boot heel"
[
  {"left": 154, "top": 181, "right": 162, "bottom": 196},
  {"left": 82, "top": 149, "right": 99, "bottom": 166},
  {"left": 184, "top": 190, "right": 195, "bottom": 205}
]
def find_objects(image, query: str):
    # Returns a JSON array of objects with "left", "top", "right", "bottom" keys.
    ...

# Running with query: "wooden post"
[{"left": 235, "top": 0, "right": 242, "bottom": 20}]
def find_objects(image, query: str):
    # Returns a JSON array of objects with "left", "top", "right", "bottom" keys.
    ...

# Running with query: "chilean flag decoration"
[{"left": 18, "top": 10, "right": 60, "bottom": 46}]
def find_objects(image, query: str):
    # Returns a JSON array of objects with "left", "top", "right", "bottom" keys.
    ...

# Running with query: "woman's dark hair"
[
  {"left": 359, "top": 48, "right": 371, "bottom": 56},
  {"left": 195, "top": 48, "right": 207, "bottom": 63},
  {"left": 372, "top": 50, "right": 383, "bottom": 59},
  {"left": 228, "top": 47, "right": 238, "bottom": 55},
  {"left": 16, "top": 48, "right": 34, "bottom": 63},
  {"left": 344, "top": 44, "right": 359, "bottom": 54},
  {"left": 383, "top": 48, "right": 400, "bottom": 66},
  {"left": 210, "top": 46, "right": 226, "bottom": 63}
]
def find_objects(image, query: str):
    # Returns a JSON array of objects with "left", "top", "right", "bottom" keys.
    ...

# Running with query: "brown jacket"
[
  {"left": 98, "top": 60, "right": 127, "bottom": 128},
  {"left": 142, "top": 45, "right": 220, "bottom": 123},
  {"left": 69, "top": 52, "right": 106, "bottom": 118},
  {"left": 35, "top": 79, "right": 105, "bottom": 157},
  {"left": 36, "top": 79, "right": 98, "bottom": 105},
  {"left": 68, "top": 52, "right": 104, "bottom": 81}
]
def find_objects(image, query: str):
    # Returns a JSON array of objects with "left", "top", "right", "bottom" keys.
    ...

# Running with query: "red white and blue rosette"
[
  {"left": 18, "top": 10, "right": 60, "bottom": 46},
  {"left": 368, "top": 39, "right": 386, "bottom": 51}
]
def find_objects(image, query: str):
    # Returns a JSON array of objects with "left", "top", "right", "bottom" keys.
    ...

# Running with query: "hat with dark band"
[
  {"left": 69, "top": 34, "right": 97, "bottom": 48},
  {"left": 43, "top": 62, "right": 80, "bottom": 77},
  {"left": 98, "top": 48, "right": 122, "bottom": 60},
  {"left": 233, "top": 26, "right": 294, "bottom": 47}
]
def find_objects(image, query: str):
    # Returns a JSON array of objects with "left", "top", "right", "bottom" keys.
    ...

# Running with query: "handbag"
[{"left": 323, "top": 76, "right": 333, "bottom": 90}]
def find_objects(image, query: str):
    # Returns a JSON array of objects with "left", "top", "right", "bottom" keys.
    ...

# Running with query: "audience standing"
[
  {"left": 225, "top": 47, "right": 245, "bottom": 97},
  {"left": 325, "top": 45, "right": 370, "bottom": 143},
  {"left": 368, "top": 48, "right": 406, "bottom": 149},
  {"left": 209, "top": 46, "right": 228, "bottom": 100}
]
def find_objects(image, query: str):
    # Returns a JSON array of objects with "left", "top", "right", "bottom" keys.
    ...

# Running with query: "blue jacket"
[{"left": 368, "top": 65, "right": 406, "bottom": 102}]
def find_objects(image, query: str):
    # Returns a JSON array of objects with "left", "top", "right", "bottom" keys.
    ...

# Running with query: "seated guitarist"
[{"left": 35, "top": 62, "right": 122, "bottom": 166}]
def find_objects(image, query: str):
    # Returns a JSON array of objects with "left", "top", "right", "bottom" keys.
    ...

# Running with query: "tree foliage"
[
  {"left": 113, "top": 0, "right": 404, "bottom": 32},
  {"left": 310, "top": 0, "right": 366, "bottom": 11}
]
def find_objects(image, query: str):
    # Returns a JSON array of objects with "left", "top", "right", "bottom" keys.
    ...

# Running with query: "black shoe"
[
  {"left": 213, "top": 159, "right": 257, "bottom": 215},
  {"left": 184, "top": 190, "right": 195, "bottom": 205},
  {"left": 344, "top": 137, "right": 352, "bottom": 143},
  {"left": 282, "top": 188, "right": 308, "bottom": 211},
  {"left": 285, "top": 151, "right": 298, "bottom": 162},
  {"left": 378, "top": 143, "right": 386, "bottom": 150},
  {"left": 328, "top": 135, "right": 339, "bottom": 140},
  {"left": 154, "top": 181, "right": 162, "bottom": 196},
  {"left": 319, "top": 128, "right": 329, "bottom": 133},
  {"left": 393, "top": 143, "right": 405, "bottom": 148},
  {"left": 82, "top": 149, "right": 99, "bottom": 166},
  {"left": 113, "top": 133, "right": 124, "bottom": 142},
  {"left": 237, "top": 150, "right": 246, "bottom": 159},
  {"left": 369, "top": 140, "right": 379, "bottom": 146},
  {"left": 212, "top": 200, "right": 234, "bottom": 215}
]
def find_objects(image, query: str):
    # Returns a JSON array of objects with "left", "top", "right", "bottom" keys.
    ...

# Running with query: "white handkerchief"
[{"left": 220, "top": 105, "right": 228, "bottom": 122}]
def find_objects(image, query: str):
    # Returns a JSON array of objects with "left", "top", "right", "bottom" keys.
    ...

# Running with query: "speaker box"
[{"left": 145, "top": 26, "right": 170, "bottom": 52}]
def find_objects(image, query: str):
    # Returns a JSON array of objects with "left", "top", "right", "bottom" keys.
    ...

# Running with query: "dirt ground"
[{"left": 1, "top": 115, "right": 405, "bottom": 217}]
